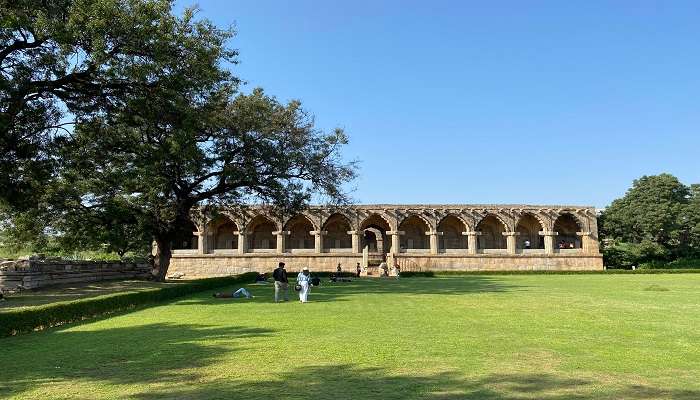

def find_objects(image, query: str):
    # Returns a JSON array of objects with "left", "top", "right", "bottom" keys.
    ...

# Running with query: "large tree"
[
  {"left": 3, "top": 0, "right": 356, "bottom": 273},
  {"left": 600, "top": 174, "right": 698, "bottom": 263},
  {"left": 59, "top": 87, "right": 355, "bottom": 279},
  {"left": 0, "top": 0, "right": 215, "bottom": 209}
]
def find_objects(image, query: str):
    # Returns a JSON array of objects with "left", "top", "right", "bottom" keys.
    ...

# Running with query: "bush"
[
  {"left": 603, "top": 240, "right": 670, "bottom": 268},
  {"left": 639, "top": 258, "right": 700, "bottom": 269},
  {"left": 0, "top": 272, "right": 258, "bottom": 337},
  {"left": 399, "top": 271, "right": 435, "bottom": 278}
]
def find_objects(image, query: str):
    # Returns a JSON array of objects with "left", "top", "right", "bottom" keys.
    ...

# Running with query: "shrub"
[
  {"left": 399, "top": 271, "right": 435, "bottom": 278},
  {"left": 603, "top": 240, "right": 670, "bottom": 268},
  {"left": 0, "top": 272, "right": 258, "bottom": 337},
  {"left": 639, "top": 258, "right": 700, "bottom": 269}
]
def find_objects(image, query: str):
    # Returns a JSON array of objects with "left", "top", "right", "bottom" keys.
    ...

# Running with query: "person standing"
[
  {"left": 297, "top": 267, "right": 312, "bottom": 303},
  {"left": 336, "top": 263, "right": 342, "bottom": 274},
  {"left": 272, "top": 262, "right": 289, "bottom": 302},
  {"left": 356, "top": 262, "right": 362, "bottom": 277}
]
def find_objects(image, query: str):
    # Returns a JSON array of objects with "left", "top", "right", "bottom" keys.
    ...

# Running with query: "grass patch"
[
  {"left": 0, "top": 273, "right": 257, "bottom": 336},
  {"left": 1, "top": 274, "right": 700, "bottom": 399},
  {"left": 0, "top": 280, "right": 172, "bottom": 311},
  {"left": 643, "top": 284, "right": 670, "bottom": 291}
]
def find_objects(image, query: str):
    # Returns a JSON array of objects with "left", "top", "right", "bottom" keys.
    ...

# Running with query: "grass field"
[
  {"left": 0, "top": 280, "right": 175, "bottom": 312},
  {"left": 1, "top": 274, "right": 700, "bottom": 399}
]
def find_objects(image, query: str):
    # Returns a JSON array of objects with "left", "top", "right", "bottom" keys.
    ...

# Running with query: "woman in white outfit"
[{"left": 297, "top": 267, "right": 311, "bottom": 303}]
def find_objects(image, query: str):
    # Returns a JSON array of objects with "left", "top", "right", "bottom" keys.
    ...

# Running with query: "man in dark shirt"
[{"left": 272, "top": 262, "right": 289, "bottom": 302}]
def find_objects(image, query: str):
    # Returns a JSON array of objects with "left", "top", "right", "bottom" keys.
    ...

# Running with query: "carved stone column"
[
  {"left": 348, "top": 230, "right": 361, "bottom": 253},
  {"left": 502, "top": 231, "right": 519, "bottom": 254},
  {"left": 463, "top": 231, "right": 481, "bottom": 254},
  {"left": 539, "top": 231, "right": 557, "bottom": 254},
  {"left": 234, "top": 231, "right": 247, "bottom": 255},
  {"left": 386, "top": 230, "right": 404, "bottom": 254},
  {"left": 310, "top": 230, "right": 327, "bottom": 253},
  {"left": 196, "top": 232, "right": 207, "bottom": 255},
  {"left": 273, "top": 230, "right": 290, "bottom": 254},
  {"left": 577, "top": 231, "right": 592, "bottom": 253},
  {"left": 426, "top": 231, "right": 443, "bottom": 254}
]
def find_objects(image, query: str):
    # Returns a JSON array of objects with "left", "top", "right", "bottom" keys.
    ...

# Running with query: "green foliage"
[
  {"left": 602, "top": 240, "right": 670, "bottom": 268},
  {"left": 639, "top": 258, "right": 700, "bottom": 270},
  {"left": 1, "top": 0, "right": 204, "bottom": 209},
  {"left": 0, "top": 272, "right": 258, "bottom": 336},
  {"left": 3, "top": 1, "right": 356, "bottom": 278},
  {"left": 600, "top": 174, "right": 700, "bottom": 266},
  {"left": 399, "top": 271, "right": 435, "bottom": 277}
]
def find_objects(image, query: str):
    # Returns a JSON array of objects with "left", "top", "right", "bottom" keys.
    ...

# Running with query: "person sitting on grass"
[
  {"left": 213, "top": 288, "right": 254, "bottom": 299},
  {"left": 255, "top": 273, "right": 269, "bottom": 283},
  {"left": 329, "top": 274, "right": 352, "bottom": 283}
]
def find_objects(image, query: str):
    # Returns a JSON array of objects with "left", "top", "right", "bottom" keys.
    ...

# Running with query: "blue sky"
[{"left": 177, "top": 1, "right": 700, "bottom": 208}]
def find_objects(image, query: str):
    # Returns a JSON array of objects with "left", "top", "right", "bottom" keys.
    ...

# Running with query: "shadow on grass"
[
  {"left": 0, "top": 280, "right": 179, "bottom": 311},
  {"left": 177, "top": 275, "right": 527, "bottom": 306},
  {"left": 0, "top": 322, "right": 275, "bottom": 398},
  {"left": 130, "top": 364, "right": 700, "bottom": 400}
]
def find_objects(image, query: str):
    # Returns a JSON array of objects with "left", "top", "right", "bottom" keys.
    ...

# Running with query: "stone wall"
[
  {"left": 0, "top": 260, "right": 151, "bottom": 291},
  {"left": 169, "top": 253, "right": 603, "bottom": 278},
  {"left": 393, "top": 254, "right": 603, "bottom": 271},
  {"left": 169, "top": 253, "right": 363, "bottom": 279}
]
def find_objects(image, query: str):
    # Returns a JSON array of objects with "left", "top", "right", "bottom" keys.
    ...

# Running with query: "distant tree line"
[{"left": 599, "top": 174, "right": 700, "bottom": 268}]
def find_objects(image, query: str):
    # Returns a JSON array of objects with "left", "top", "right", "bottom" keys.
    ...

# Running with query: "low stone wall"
[
  {"left": 394, "top": 254, "right": 604, "bottom": 271},
  {"left": 169, "top": 253, "right": 604, "bottom": 278},
  {"left": 0, "top": 260, "right": 151, "bottom": 291},
  {"left": 169, "top": 254, "right": 363, "bottom": 279}
]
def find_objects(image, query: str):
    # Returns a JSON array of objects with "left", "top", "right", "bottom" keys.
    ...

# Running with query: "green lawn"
[
  {"left": 0, "top": 280, "right": 176, "bottom": 312},
  {"left": 1, "top": 274, "right": 700, "bottom": 399}
]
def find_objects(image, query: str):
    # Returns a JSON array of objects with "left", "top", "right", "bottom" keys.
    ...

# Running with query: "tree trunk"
[{"left": 153, "top": 238, "right": 172, "bottom": 282}]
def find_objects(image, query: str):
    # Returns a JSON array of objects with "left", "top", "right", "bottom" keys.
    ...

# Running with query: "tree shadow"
[
  {"left": 0, "top": 323, "right": 275, "bottom": 398},
  {"left": 130, "top": 364, "right": 700, "bottom": 400},
  {"left": 177, "top": 276, "right": 527, "bottom": 306},
  {"left": 0, "top": 280, "right": 179, "bottom": 310}
]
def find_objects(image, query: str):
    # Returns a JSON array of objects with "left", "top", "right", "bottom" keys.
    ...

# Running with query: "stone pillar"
[
  {"left": 539, "top": 231, "right": 557, "bottom": 254},
  {"left": 463, "top": 231, "right": 481, "bottom": 254},
  {"left": 234, "top": 231, "right": 247, "bottom": 255},
  {"left": 577, "top": 231, "right": 592, "bottom": 253},
  {"left": 386, "top": 231, "right": 404, "bottom": 254},
  {"left": 426, "top": 231, "right": 442, "bottom": 254},
  {"left": 310, "top": 230, "right": 327, "bottom": 253},
  {"left": 273, "top": 230, "right": 290, "bottom": 254},
  {"left": 196, "top": 232, "right": 206, "bottom": 255},
  {"left": 502, "top": 231, "right": 519, "bottom": 254},
  {"left": 348, "top": 230, "right": 361, "bottom": 253}
]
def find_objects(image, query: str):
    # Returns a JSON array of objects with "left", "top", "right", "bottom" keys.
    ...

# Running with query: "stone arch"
[
  {"left": 554, "top": 213, "right": 583, "bottom": 249},
  {"left": 360, "top": 213, "right": 391, "bottom": 254},
  {"left": 246, "top": 215, "right": 277, "bottom": 250},
  {"left": 438, "top": 214, "right": 468, "bottom": 250},
  {"left": 476, "top": 214, "right": 507, "bottom": 249},
  {"left": 359, "top": 212, "right": 393, "bottom": 231},
  {"left": 323, "top": 213, "right": 352, "bottom": 250},
  {"left": 401, "top": 212, "right": 433, "bottom": 230},
  {"left": 172, "top": 220, "right": 198, "bottom": 250},
  {"left": 210, "top": 215, "right": 239, "bottom": 250},
  {"left": 284, "top": 214, "right": 315, "bottom": 250},
  {"left": 516, "top": 213, "right": 544, "bottom": 249},
  {"left": 399, "top": 215, "right": 430, "bottom": 250}
]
